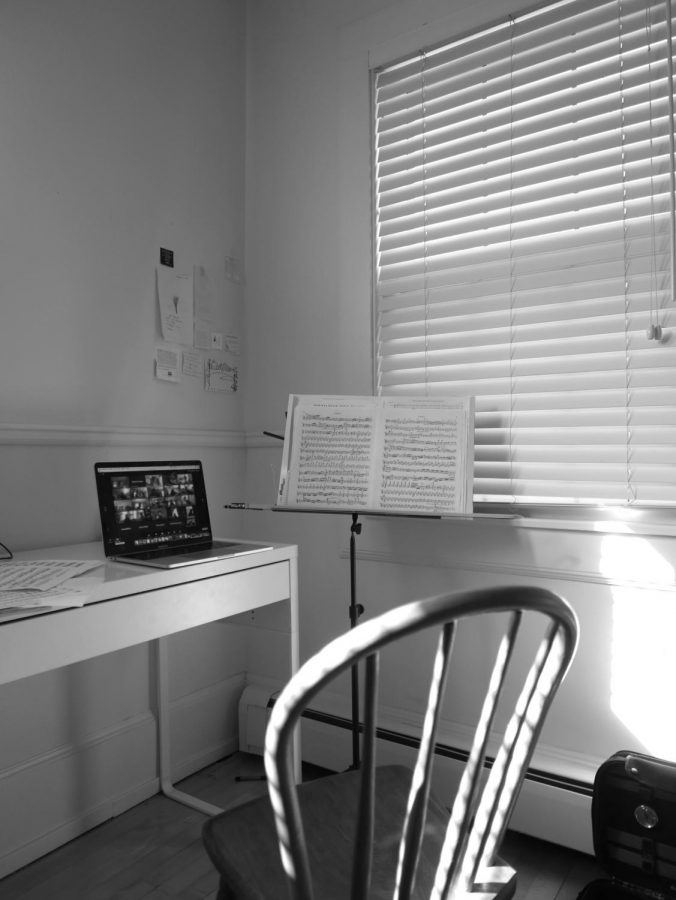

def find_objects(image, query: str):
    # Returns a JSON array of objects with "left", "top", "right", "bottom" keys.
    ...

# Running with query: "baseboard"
[
  {"left": 301, "top": 711, "right": 595, "bottom": 854},
  {"left": 0, "top": 712, "right": 158, "bottom": 879},
  {"left": 299, "top": 713, "right": 595, "bottom": 854},
  {"left": 238, "top": 681, "right": 598, "bottom": 856},
  {"left": 169, "top": 736, "right": 240, "bottom": 784},
  {"left": 0, "top": 776, "right": 159, "bottom": 880},
  {"left": 0, "top": 678, "right": 244, "bottom": 879},
  {"left": 167, "top": 674, "right": 245, "bottom": 781}
]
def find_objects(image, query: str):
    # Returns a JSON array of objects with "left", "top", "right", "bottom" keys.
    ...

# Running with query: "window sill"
[{"left": 474, "top": 503, "right": 676, "bottom": 538}]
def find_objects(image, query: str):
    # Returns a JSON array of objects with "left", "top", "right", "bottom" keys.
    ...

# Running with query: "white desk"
[{"left": 0, "top": 541, "right": 299, "bottom": 817}]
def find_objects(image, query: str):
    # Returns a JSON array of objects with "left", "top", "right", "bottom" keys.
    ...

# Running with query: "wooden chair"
[{"left": 203, "top": 585, "right": 578, "bottom": 900}]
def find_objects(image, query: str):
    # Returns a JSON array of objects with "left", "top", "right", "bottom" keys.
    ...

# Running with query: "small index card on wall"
[{"left": 155, "top": 345, "right": 181, "bottom": 382}]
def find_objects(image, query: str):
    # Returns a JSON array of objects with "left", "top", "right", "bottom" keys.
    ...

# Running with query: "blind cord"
[
  {"left": 619, "top": 0, "right": 637, "bottom": 503},
  {"left": 665, "top": 0, "right": 676, "bottom": 303},
  {"left": 645, "top": 1, "right": 663, "bottom": 340},
  {"left": 421, "top": 50, "right": 430, "bottom": 397},
  {"left": 508, "top": 16, "right": 517, "bottom": 505}
]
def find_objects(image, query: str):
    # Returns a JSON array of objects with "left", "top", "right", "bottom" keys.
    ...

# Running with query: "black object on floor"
[{"left": 578, "top": 750, "right": 676, "bottom": 900}]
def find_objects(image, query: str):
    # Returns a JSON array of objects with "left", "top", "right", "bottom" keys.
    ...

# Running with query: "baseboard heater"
[
  {"left": 239, "top": 687, "right": 593, "bottom": 852},
  {"left": 299, "top": 706, "right": 593, "bottom": 797},
  {"left": 239, "top": 687, "right": 592, "bottom": 796}
]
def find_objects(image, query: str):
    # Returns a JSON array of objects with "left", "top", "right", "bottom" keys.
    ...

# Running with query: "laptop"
[{"left": 94, "top": 460, "right": 272, "bottom": 568}]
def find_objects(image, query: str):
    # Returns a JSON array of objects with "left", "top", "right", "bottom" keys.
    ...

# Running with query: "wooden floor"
[{"left": 0, "top": 753, "right": 605, "bottom": 899}]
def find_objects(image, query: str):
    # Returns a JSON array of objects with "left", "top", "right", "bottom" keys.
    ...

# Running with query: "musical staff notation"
[{"left": 276, "top": 394, "right": 474, "bottom": 516}]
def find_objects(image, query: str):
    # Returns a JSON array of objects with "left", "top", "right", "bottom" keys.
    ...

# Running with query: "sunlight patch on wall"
[{"left": 600, "top": 532, "right": 676, "bottom": 759}]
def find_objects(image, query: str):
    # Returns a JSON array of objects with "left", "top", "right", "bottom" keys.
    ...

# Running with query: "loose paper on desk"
[
  {"left": 277, "top": 394, "right": 474, "bottom": 516},
  {"left": 0, "top": 559, "right": 101, "bottom": 592},
  {"left": 0, "top": 587, "right": 89, "bottom": 609}
]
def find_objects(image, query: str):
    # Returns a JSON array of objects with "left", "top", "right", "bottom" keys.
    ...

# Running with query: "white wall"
[
  {"left": 1, "top": 0, "right": 248, "bottom": 435},
  {"left": 243, "top": 0, "right": 676, "bottom": 854},
  {"left": 3, "top": 0, "right": 676, "bottom": 871},
  {"left": 0, "top": 0, "right": 257, "bottom": 875}
]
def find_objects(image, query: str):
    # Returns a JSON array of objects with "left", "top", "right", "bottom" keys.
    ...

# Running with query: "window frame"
[{"left": 371, "top": 0, "right": 676, "bottom": 532}]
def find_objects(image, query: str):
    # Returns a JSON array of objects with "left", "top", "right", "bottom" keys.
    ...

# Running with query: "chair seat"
[
  {"left": 203, "top": 764, "right": 516, "bottom": 900},
  {"left": 203, "top": 587, "right": 577, "bottom": 899}
]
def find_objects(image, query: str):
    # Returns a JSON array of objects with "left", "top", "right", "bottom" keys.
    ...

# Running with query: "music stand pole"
[{"left": 349, "top": 512, "right": 364, "bottom": 769}]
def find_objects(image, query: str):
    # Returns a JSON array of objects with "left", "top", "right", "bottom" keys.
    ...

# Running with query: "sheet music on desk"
[
  {"left": 0, "top": 587, "right": 89, "bottom": 609},
  {"left": 0, "top": 559, "right": 100, "bottom": 592},
  {"left": 277, "top": 394, "right": 474, "bottom": 516},
  {"left": 0, "top": 560, "right": 101, "bottom": 614}
]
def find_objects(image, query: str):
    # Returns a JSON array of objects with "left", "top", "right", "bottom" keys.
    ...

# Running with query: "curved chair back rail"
[{"left": 263, "top": 584, "right": 578, "bottom": 900}]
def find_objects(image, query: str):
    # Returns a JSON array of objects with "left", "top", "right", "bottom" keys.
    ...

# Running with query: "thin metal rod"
[{"left": 349, "top": 513, "right": 364, "bottom": 769}]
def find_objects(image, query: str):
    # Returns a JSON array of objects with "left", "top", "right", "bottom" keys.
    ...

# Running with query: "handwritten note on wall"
[
  {"left": 157, "top": 268, "right": 194, "bottom": 346},
  {"left": 205, "top": 358, "right": 238, "bottom": 392},
  {"left": 154, "top": 260, "right": 240, "bottom": 392}
]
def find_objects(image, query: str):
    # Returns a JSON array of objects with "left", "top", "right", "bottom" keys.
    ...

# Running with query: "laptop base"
[{"left": 111, "top": 540, "right": 273, "bottom": 569}]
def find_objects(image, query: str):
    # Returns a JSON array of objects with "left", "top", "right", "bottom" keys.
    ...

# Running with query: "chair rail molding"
[
  {"left": 0, "top": 423, "right": 245, "bottom": 448},
  {"left": 344, "top": 546, "right": 676, "bottom": 594}
]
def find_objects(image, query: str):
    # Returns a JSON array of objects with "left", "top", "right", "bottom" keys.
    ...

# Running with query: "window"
[{"left": 373, "top": 0, "right": 676, "bottom": 514}]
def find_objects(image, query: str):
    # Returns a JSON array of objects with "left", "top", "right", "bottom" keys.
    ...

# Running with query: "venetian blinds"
[{"left": 373, "top": 0, "right": 676, "bottom": 509}]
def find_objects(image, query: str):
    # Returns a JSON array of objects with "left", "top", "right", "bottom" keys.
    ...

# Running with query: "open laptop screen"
[{"left": 95, "top": 460, "right": 214, "bottom": 557}]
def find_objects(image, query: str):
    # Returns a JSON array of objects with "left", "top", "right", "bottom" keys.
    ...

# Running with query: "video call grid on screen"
[{"left": 96, "top": 461, "right": 213, "bottom": 552}]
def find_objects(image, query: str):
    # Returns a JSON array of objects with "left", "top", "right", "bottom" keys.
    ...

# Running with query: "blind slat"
[{"left": 374, "top": 0, "right": 676, "bottom": 508}]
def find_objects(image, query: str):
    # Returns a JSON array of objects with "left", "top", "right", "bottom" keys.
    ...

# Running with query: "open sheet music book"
[{"left": 277, "top": 394, "right": 474, "bottom": 516}]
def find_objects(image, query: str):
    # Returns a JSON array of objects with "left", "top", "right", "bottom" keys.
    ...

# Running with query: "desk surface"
[
  {"left": 0, "top": 540, "right": 298, "bottom": 686},
  {"left": 8, "top": 539, "right": 297, "bottom": 605}
]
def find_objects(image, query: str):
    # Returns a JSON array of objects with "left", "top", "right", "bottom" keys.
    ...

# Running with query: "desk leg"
[
  {"left": 289, "top": 554, "right": 302, "bottom": 784},
  {"left": 155, "top": 636, "right": 224, "bottom": 817}
]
